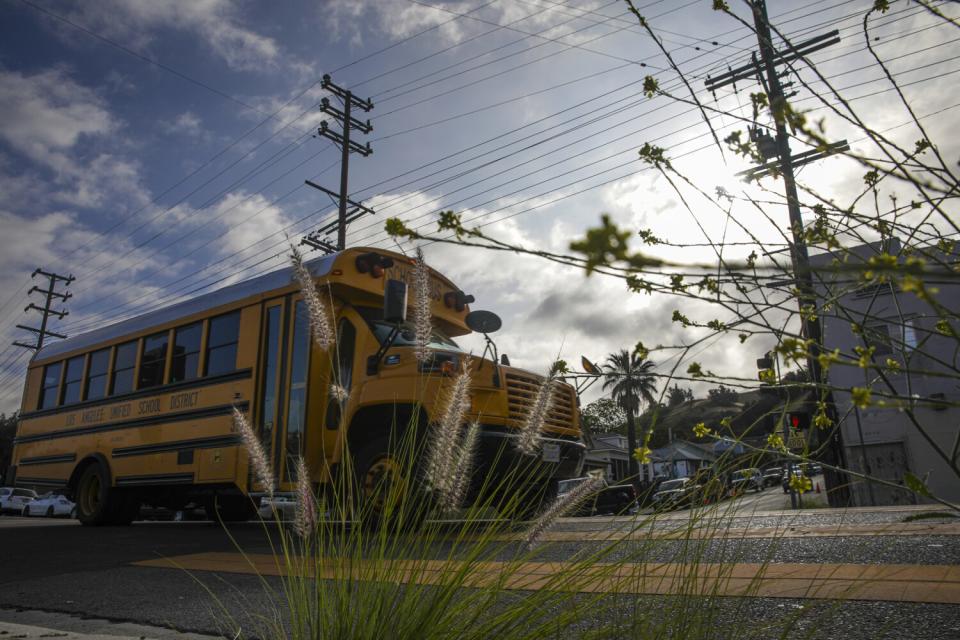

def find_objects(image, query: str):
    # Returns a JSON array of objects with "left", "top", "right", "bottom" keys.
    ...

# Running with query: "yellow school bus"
[{"left": 10, "top": 247, "right": 584, "bottom": 525}]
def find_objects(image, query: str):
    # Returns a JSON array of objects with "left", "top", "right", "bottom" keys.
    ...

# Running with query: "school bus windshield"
[
  {"left": 368, "top": 321, "right": 464, "bottom": 352},
  {"left": 356, "top": 306, "right": 464, "bottom": 351}
]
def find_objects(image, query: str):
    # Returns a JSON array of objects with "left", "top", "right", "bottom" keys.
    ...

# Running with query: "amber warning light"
[
  {"left": 443, "top": 290, "right": 475, "bottom": 312},
  {"left": 355, "top": 252, "right": 394, "bottom": 278}
]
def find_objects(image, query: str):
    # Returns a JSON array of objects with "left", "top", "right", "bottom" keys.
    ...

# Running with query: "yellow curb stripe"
[
  {"left": 133, "top": 552, "right": 960, "bottom": 604},
  {"left": 531, "top": 522, "right": 960, "bottom": 542}
]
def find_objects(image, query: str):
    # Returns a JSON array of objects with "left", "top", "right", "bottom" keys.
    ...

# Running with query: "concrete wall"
[{"left": 812, "top": 240, "right": 960, "bottom": 505}]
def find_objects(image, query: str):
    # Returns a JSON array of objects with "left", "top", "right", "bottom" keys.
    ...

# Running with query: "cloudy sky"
[{"left": 0, "top": 0, "right": 956, "bottom": 412}]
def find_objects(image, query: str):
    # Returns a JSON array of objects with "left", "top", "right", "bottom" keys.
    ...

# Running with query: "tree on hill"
[
  {"left": 603, "top": 349, "right": 657, "bottom": 481},
  {"left": 707, "top": 385, "right": 739, "bottom": 405},
  {"left": 0, "top": 412, "right": 18, "bottom": 485},
  {"left": 581, "top": 397, "right": 627, "bottom": 435},
  {"left": 666, "top": 384, "right": 694, "bottom": 407}
]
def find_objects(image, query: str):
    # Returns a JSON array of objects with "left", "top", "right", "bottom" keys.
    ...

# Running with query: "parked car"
[
  {"left": 0, "top": 487, "right": 38, "bottom": 515},
  {"left": 22, "top": 492, "right": 75, "bottom": 518},
  {"left": 761, "top": 468, "right": 783, "bottom": 488},
  {"left": 651, "top": 477, "right": 694, "bottom": 510},
  {"left": 137, "top": 503, "right": 208, "bottom": 521},
  {"left": 729, "top": 468, "right": 764, "bottom": 495},
  {"left": 259, "top": 495, "right": 298, "bottom": 520},
  {"left": 557, "top": 477, "right": 637, "bottom": 516}
]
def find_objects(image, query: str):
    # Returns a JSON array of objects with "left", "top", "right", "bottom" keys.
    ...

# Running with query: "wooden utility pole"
[
  {"left": 706, "top": 1, "right": 850, "bottom": 505},
  {"left": 303, "top": 74, "right": 374, "bottom": 254}
]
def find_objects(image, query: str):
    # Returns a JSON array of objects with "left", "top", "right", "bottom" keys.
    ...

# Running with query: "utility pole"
[
  {"left": 302, "top": 74, "right": 375, "bottom": 254},
  {"left": 13, "top": 269, "right": 74, "bottom": 352},
  {"left": 706, "top": 1, "right": 849, "bottom": 506}
]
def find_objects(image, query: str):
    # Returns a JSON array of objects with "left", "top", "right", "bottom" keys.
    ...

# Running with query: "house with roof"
[
  {"left": 650, "top": 440, "right": 717, "bottom": 479},
  {"left": 583, "top": 433, "right": 632, "bottom": 482}
]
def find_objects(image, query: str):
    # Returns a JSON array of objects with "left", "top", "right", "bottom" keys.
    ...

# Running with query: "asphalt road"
[{"left": 1, "top": 489, "right": 958, "bottom": 640}]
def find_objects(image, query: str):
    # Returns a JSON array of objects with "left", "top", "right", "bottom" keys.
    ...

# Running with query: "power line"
[
  {"left": 1, "top": 0, "right": 944, "bottom": 340},
  {"left": 15, "top": 0, "right": 269, "bottom": 116}
]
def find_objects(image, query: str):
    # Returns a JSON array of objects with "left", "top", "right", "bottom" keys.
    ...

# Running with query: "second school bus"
[{"left": 10, "top": 248, "right": 585, "bottom": 524}]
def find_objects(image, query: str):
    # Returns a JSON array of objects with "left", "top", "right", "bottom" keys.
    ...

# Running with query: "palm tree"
[{"left": 602, "top": 349, "right": 657, "bottom": 483}]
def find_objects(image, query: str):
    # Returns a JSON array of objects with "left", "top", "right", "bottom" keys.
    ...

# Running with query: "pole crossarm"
[
  {"left": 13, "top": 269, "right": 73, "bottom": 351},
  {"left": 304, "top": 180, "right": 374, "bottom": 215},
  {"left": 705, "top": 29, "right": 840, "bottom": 92},
  {"left": 320, "top": 98, "right": 372, "bottom": 134},
  {"left": 738, "top": 140, "right": 850, "bottom": 181},
  {"left": 318, "top": 122, "right": 373, "bottom": 156},
  {"left": 322, "top": 74, "right": 373, "bottom": 112}
]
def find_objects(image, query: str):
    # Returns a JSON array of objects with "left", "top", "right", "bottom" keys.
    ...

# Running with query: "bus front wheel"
[{"left": 354, "top": 436, "right": 428, "bottom": 530}]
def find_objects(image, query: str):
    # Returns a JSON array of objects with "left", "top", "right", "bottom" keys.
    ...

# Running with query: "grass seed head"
[
  {"left": 329, "top": 383, "right": 349, "bottom": 403},
  {"left": 444, "top": 421, "right": 481, "bottom": 515},
  {"left": 413, "top": 247, "right": 433, "bottom": 364},
  {"left": 516, "top": 374, "right": 555, "bottom": 456},
  {"left": 524, "top": 476, "right": 604, "bottom": 550},
  {"left": 289, "top": 243, "right": 335, "bottom": 350},
  {"left": 233, "top": 406, "right": 274, "bottom": 498},
  {"left": 425, "top": 361, "right": 473, "bottom": 509},
  {"left": 293, "top": 457, "right": 317, "bottom": 537}
]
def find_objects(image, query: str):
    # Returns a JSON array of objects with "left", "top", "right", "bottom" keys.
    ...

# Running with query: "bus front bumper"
[{"left": 474, "top": 425, "right": 585, "bottom": 481}]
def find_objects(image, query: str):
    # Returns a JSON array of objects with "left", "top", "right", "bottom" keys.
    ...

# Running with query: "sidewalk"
[{"left": 0, "top": 610, "right": 219, "bottom": 640}]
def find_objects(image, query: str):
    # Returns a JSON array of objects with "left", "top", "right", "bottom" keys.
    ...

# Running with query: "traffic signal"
[
  {"left": 757, "top": 353, "right": 775, "bottom": 383},
  {"left": 787, "top": 412, "right": 810, "bottom": 432}
]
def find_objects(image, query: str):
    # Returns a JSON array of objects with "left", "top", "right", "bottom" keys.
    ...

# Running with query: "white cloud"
[
  {"left": 65, "top": 0, "right": 280, "bottom": 72},
  {"left": 162, "top": 111, "right": 204, "bottom": 137},
  {"left": 0, "top": 68, "right": 114, "bottom": 168},
  {"left": 212, "top": 191, "right": 293, "bottom": 256},
  {"left": 0, "top": 68, "right": 150, "bottom": 213}
]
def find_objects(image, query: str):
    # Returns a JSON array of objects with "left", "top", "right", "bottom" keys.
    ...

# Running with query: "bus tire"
[
  {"left": 75, "top": 462, "right": 128, "bottom": 526},
  {"left": 354, "top": 436, "right": 428, "bottom": 531}
]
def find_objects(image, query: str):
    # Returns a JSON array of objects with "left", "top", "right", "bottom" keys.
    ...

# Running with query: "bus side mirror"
[{"left": 384, "top": 279, "right": 408, "bottom": 324}]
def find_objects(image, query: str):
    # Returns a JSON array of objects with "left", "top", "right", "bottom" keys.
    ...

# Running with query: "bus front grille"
[{"left": 504, "top": 372, "right": 577, "bottom": 432}]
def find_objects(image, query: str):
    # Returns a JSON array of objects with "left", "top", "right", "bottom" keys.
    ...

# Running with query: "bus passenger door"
[
  {"left": 321, "top": 316, "right": 357, "bottom": 467},
  {"left": 255, "top": 299, "right": 284, "bottom": 492}
]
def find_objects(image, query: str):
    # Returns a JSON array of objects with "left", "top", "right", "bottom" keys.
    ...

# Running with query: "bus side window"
[
  {"left": 38, "top": 361, "right": 62, "bottom": 410},
  {"left": 205, "top": 311, "right": 240, "bottom": 376},
  {"left": 138, "top": 331, "right": 169, "bottom": 389},
  {"left": 325, "top": 319, "right": 356, "bottom": 430},
  {"left": 170, "top": 322, "right": 202, "bottom": 383},
  {"left": 85, "top": 348, "right": 110, "bottom": 401},
  {"left": 60, "top": 355, "right": 85, "bottom": 405},
  {"left": 111, "top": 341, "right": 137, "bottom": 395}
]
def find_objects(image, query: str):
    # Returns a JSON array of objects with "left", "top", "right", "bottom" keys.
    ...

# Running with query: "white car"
[
  {"left": 259, "top": 495, "right": 297, "bottom": 520},
  {"left": 23, "top": 492, "right": 76, "bottom": 518},
  {"left": 0, "top": 487, "right": 39, "bottom": 514}
]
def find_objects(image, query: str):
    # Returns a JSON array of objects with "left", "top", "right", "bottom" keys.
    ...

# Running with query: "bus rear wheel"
[{"left": 75, "top": 463, "right": 133, "bottom": 526}]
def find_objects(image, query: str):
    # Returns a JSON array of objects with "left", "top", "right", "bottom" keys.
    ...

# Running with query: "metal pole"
[
  {"left": 784, "top": 419, "right": 798, "bottom": 509},
  {"left": 853, "top": 406, "right": 876, "bottom": 506}
]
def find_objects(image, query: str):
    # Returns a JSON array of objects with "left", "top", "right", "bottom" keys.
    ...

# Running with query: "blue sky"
[{"left": 0, "top": 0, "right": 957, "bottom": 412}]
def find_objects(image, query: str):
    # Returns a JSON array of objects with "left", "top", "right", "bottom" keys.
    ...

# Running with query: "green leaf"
[{"left": 904, "top": 472, "right": 933, "bottom": 498}]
